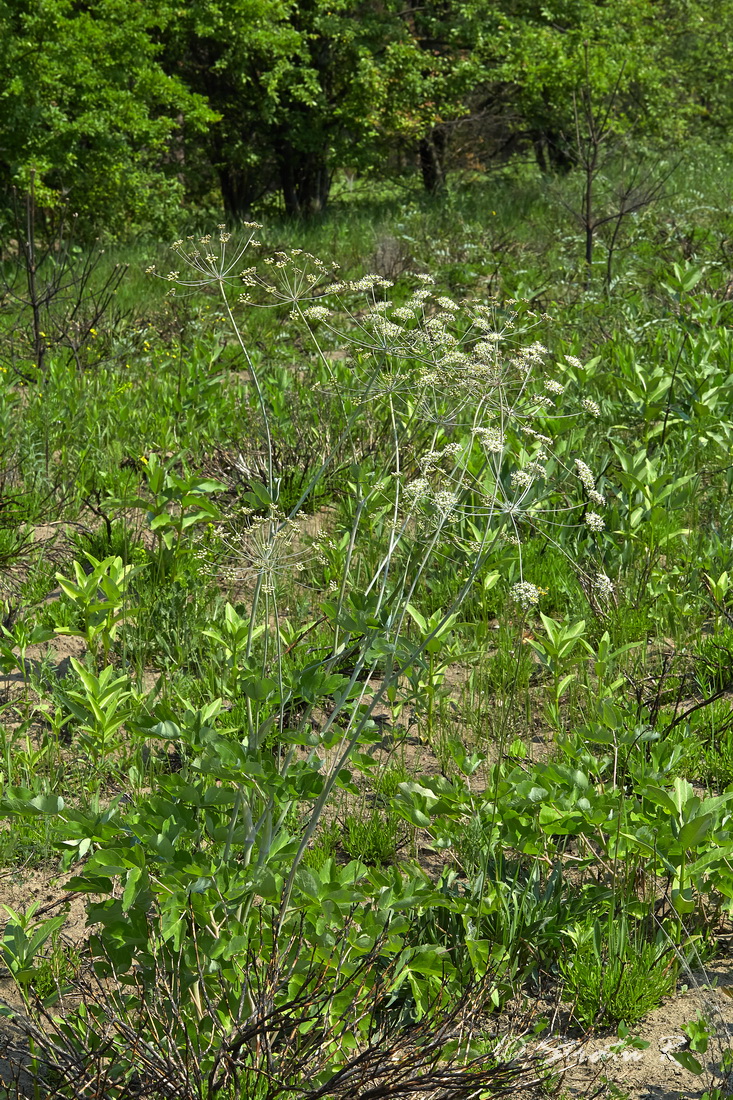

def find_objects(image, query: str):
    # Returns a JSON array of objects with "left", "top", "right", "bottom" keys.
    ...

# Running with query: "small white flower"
[
  {"left": 349, "top": 274, "right": 394, "bottom": 291},
  {"left": 511, "top": 470, "right": 534, "bottom": 491},
  {"left": 433, "top": 490, "right": 458, "bottom": 517},
  {"left": 404, "top": 478, "right": 431, "bottom": 505},
  {"left": 371, "top": 318, "right": 403, "bottom": 340},
  {"left": 582, "top": 398, "right": 601, "bottom": 417},
  {"left": 473, "top": 427, "right": 504, "bottom": 453},
  {"left": 408, "top": 289, "right": 432, "bottom": 306},
  {"left": 511, "top": 581, "right": 542, "bottom": 609},
  {"left": 575, "top": 459, "right": 596, "bottom": 493},
  {"left": 525, "top": 460, "right": 547, "bottom": 479},
  {"left": 419, "top": 450, "right": 442, "bottom": 472},
  {"left": 302, "top": 305, "right": 331, "bottom": 321},
  {"left": 475, "top": 341, "right": 499, "bottom": 362},
  {"left": 520, "top": 427, "right": 552, "bottom": 444},
  {"left": 584, "top": 512, "right": 605, "bottom": 532},
  {"left": 594, "top": 573, "right": 614, "bottom": 599}
]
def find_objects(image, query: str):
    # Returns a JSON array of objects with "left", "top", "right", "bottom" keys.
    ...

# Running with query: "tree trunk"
[
  {"left": 218, "top": 164, "right": 258, "bottom": 221},
  {"left": 533, "top": 129, "right": 574, "bottom": 175},
  {"left": 279, "top": 144, "right": 331, "bottom": 217},
  {"left": 533, "top": 132, "right": 549, "bottom": 174},
  {"left": 419, "top": 129, "right": 447, "bottom": 193}
]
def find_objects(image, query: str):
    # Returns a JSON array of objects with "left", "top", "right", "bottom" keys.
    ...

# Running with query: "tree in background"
[
  {"left": 0, "top": 0, "right": 212, "bottom": 233},
  {"left": 471, "top": 0, "right": 733, "bottom": 175},
  {"left": 1, "top": 0, "right": 731, "bottom": 230},
  {"left": 160, "top": 0, "right": 452, "bottom": 217}
]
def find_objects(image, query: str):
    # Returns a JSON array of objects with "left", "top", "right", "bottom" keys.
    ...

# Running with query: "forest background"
[{"left": 2, "top": 0, "right": 733, "bottom": 230}]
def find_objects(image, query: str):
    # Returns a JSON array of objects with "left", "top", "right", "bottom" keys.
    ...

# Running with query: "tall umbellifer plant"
[
  {"left": 0, "top": 228, "right": 607, "bottom": 1097},
  {"left": 153, "top": 227, "right": 611, "bottom": 909}
]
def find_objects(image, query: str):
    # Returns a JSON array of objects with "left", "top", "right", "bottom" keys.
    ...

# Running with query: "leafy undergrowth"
[{"left": 2, "top": 175, "right": 733, "bottom": 1098}]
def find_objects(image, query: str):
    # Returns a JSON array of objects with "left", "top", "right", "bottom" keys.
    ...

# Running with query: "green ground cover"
[{"left": 2, "top": 152, "right": 733, "bottom": 1097}]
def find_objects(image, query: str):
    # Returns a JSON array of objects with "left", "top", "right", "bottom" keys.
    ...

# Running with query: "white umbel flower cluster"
[
  {"left": 594, "top": 572, "right": 614, "bottom": 599},
  {"left": 472, "top": 426, "right": 504, "bottom": 453},
  {"left": 510, "top": 581, "right": 542, "bottom": 609},
  {"left": 576, "top": 459, "right": 605, "bottom": 506},
  {"left": 575, "top": 459, "right": 596, "bottom": 492},
  {"left": 584, "top": 511, "right": 605, "bottom": 532}
]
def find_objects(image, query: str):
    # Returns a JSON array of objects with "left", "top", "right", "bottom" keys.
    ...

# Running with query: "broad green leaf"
[
  {"left": 671, "top": 1050, "right": 702, "bottom": 1075},
  {"left": 678, "top": 814, "right": 713, "bottom": 850},
  {"left": 242, "top": 676, "right": 276, "bottom": 701},
  {"left": 122, "top": 867, "right": 143, "bottom": 913}
]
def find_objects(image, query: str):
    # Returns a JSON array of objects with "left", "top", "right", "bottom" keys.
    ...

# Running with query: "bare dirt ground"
[
  {"left": 530, "top": 959, "right": 733, "bottom": 1099},
  {"left": 0, "top": 634, "right": 87, "bottom": 699}
]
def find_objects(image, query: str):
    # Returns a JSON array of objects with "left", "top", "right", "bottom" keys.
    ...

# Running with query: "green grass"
[
  {"left": 561, "top": 914, "right": 677, "bottom": 1029},
  {"left": 342, "top": 808, "right": 402, "bottom": 865},
  {"left": 3, "top": 144, "right": 733, "bottom": 1096}
]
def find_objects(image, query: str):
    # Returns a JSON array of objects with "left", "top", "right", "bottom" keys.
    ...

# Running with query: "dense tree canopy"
[
  {"left": 0, "top": 0, "right": 731, "bottom": 230},
  {"left": 0, "top": 0, "right": 213, "bottom": 228}
]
